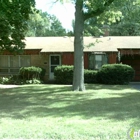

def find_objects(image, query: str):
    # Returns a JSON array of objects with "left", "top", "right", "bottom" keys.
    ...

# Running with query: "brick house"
[{"left": 0, "top": 36, "right": 140, "bottom": 81}]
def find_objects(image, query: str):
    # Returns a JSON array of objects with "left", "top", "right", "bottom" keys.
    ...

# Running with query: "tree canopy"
[
  {"left": 0, "top": 0, "right": 35, "bottom": 53},
  {"left": 83, "top": 0, "right": 140, "bottom": 36},
  {"left": 110, "top": 0, "right": 140, "bottom": 35},
  {"left": 26, "top": 10, "right": 67, "bottom": 37}
]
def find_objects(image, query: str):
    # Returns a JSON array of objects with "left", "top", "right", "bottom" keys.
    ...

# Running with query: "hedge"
[
  {"left": 84, "top": 69, "right": 97, "bottom": 83},
  {"left": 54, "top": 65, "right": 73, "bottom": 84},
  {"left": 54, "top": 65, "right": 97, "bottom": 84},
  {"left": 19, "top": 66, "right": 46, "bottom": 80},
  {"left": 54, "top": 64, "right": 134, "bottom": 85},
  {"left": 97, "top": 64, "right": 135, "bottom": 84}
]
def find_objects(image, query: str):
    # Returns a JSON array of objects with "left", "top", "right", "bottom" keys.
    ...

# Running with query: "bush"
[
  {"left": 54, "top": 65, "right": 73, "bottom": 84},
  {"left": 6, "top": 75, "right": 22, "bottom": 85},
  {"left": 54, "top": 65, "right": 98, "bottom": 84},
  {"left": 0, "top": 77, "right": 9, "bottom": 84},
  {"left": 0, "top": 76, "right": 21, "bottom": 85},
  {"left": 84, "top": 69, "right": 98, "bottom": 83},
  {"left": 40, "top": 68, "right": 46, "bottom": 81},
  {"left": 24, "top": 78, "right": 42, "bottom": 84},
  {"left": 97, "top": 64, "right": 135, "bottom": 85},
  {"left": 0, "top": 67, "right": 45, "bottom": 85},
  {"left": 19, "top": 66, "right": 42, "bottom": 80},
  {"left": 1, "top": 75, "right": 42, "bottom": 85}
]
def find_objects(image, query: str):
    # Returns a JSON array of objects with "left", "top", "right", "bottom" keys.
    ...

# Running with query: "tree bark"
[{"left": 73, "top": 0, "right": 85, "bottom": 91}]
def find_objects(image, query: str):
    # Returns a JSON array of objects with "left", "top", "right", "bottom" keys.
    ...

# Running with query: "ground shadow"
[{"left": 0, "top": 84, "right": 140, "bottom": 127}]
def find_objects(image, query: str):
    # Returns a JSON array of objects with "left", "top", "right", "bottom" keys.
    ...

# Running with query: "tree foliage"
[
  {"left": 0, "top": 0, "right": 35, "bottom": 53},
  {"left": 110, "top": 0, "right": 140, "bottom": 35},
  {"left": 26, "top": 10, "right": 67, "bottom": 37},
  {"left": 83, "top": 0, "right": 140, "bottom": 36}
]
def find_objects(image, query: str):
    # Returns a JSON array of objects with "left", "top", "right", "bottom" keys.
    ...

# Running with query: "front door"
[{"left": 49, "top": 55, "right": 61, "bottom": 80}]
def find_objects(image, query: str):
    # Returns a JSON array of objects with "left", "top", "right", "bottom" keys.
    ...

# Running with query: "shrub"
[
  {"left": 19, "top": 66, "right": 42, "bottom": 80},
  {"left": 54, "top": 65, "right": 73, "bottom": 84},
  {"left": 54, "top": 65, "right": 98, "bottom": 84},
  {"left": 0, "top": 67, "right": 45, "bottom": 85},
  {"left": 0, "top": 77, "right": 9, "bottom": 84},
  {"left": 97, "top": 64, "right": 135, "bottom": 84},
  {"left": 24, "top": 78, "right": 42, "bottom": 84},
  {"left": 4, "top": 66, "right": 46, "bottom": 85},
  {"left": 40, "top": 68, "right": 46, "bottom": 81},
  {"left": 84, "top": 69, "right": 98, "bottom": 83},
  {"left": 3, "top": 75, "right": 42, "bottom": 85},
  {"left": 6, "top": 75, "right": 22, "bottom": 85}
]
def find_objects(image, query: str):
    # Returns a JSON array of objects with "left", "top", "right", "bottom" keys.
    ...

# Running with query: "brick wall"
[{"left": 31, "top": 54, "right": 49, "bottom": 80}]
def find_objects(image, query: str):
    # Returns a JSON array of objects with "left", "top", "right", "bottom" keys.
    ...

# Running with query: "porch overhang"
[{"left": 118, "top": 49, "right": 140, "bottom": 55}]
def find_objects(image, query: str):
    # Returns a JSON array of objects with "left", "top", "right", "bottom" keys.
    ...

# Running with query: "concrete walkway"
[
  {"left": 0, "top": 83, "right": 140, "bottom": 91},
  {"left": 0, "top": 84, "right": 20, "bottom": 88}
]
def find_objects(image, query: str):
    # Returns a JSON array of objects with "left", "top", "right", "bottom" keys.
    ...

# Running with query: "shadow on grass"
[
  {"left": 0, "top": 84, "right": 140, "bottom": 126},
  {"left": 86, "top": 84, "right": 134, "bottom": 90}
]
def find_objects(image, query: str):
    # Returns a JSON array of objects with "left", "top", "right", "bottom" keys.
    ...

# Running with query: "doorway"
[{"left": 49, "top": 55, "right": 61, "bottom": 79}]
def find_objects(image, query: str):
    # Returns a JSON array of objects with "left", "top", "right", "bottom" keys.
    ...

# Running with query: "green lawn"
[{"left": 0, "top": 84, "right": 140, "bottom": 140}]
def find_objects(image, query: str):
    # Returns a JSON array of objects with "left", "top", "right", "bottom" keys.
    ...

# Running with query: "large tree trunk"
[{"left": 73, "top": 0, "right": 85, "bottom": 91}]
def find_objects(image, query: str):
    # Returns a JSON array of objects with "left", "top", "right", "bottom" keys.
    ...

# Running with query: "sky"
[{"left": 35, "top": 0, "right": 75, "bottom": 31}]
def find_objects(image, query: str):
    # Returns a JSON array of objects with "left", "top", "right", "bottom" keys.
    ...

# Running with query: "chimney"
[{"left": 102, "top": 25, "right": 110, "bottom": 36}]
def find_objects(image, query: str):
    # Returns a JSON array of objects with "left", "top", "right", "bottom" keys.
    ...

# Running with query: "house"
[{"left": 0, "top": 36, "right": 140, "bottom": 81}]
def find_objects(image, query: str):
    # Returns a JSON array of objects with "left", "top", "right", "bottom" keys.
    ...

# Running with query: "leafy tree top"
[{"left": 0, "top": 0, "right": 35, "bottom": 53}]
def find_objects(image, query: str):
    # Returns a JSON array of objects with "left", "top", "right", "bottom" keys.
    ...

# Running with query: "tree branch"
[{"left": 84, "top": 0, "right": 115, "bottom": 21}]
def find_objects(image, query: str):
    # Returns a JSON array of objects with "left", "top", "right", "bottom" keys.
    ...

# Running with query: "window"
[
  {"left": 0, "top": 55, "right": 31, "bottom": 74},
  {"left": 0, "top": 56, "right": 9, "bottom": 73},
  {"left": 50, "top": 56, "right": 60, "bottom": 73},
  {"left": 10, "top": 56, "right": 19, "bottom": 73},
  {"left": 20, "top": 56, "right": 30, "bottom": 67},
  {"left": 89, "top": 53, "right": 108, "bottom": 70},
  {"left": 95, "top": 55, "right": 103, "bottom": 69}
]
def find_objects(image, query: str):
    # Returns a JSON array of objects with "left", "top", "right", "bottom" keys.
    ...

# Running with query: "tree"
[
  {"left": 83, "top": 0, "right": 140, "bottom": 36},
  {"left": 45, "top": 14, "right": 67, "bottom": 36},
  {"left": 110, "top": 0, "right": 140, "bottom": 35},
  {"left": 84, "top": 10, "right": 122, "bottom": 36},
  {"left": 26, "top": 10, "right": 67, "bottom": 37},
  {"left": 25, "top": 10, "right": 50, "bottom": 37},
  {"left": 0, "top": 0, "right": 35, "bottom": 53},
  {"left": 110, "top": 22, "right": 140, "bottom": 35},
  {"left": 60, "top": 0, "right": 139, "bottom": 91},
  {"left": 73, "top": 0, "right": 121, "bottom": 91}
]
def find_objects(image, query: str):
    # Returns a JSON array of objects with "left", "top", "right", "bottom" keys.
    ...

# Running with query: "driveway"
[{"left": 129, "top": 82, "right": 140, "bottom": 91}]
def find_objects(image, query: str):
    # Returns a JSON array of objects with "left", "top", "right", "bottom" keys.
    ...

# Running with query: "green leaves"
[
  {"left": 110, "top": 0, "right": 140, "bottom": 35},
  {"left": 0, "top": 0, "right": 35, "bottom": 53},
  {"left": 97, "top": 64, "right": 135, "bottom": 84},
  {"left": 26, "top": 10, "right": 67, "bottom": 37}
]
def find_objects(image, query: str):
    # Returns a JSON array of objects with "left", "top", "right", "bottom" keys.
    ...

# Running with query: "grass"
[{"left": 0, "top": 84, "right": 140, "bottom": 139}]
